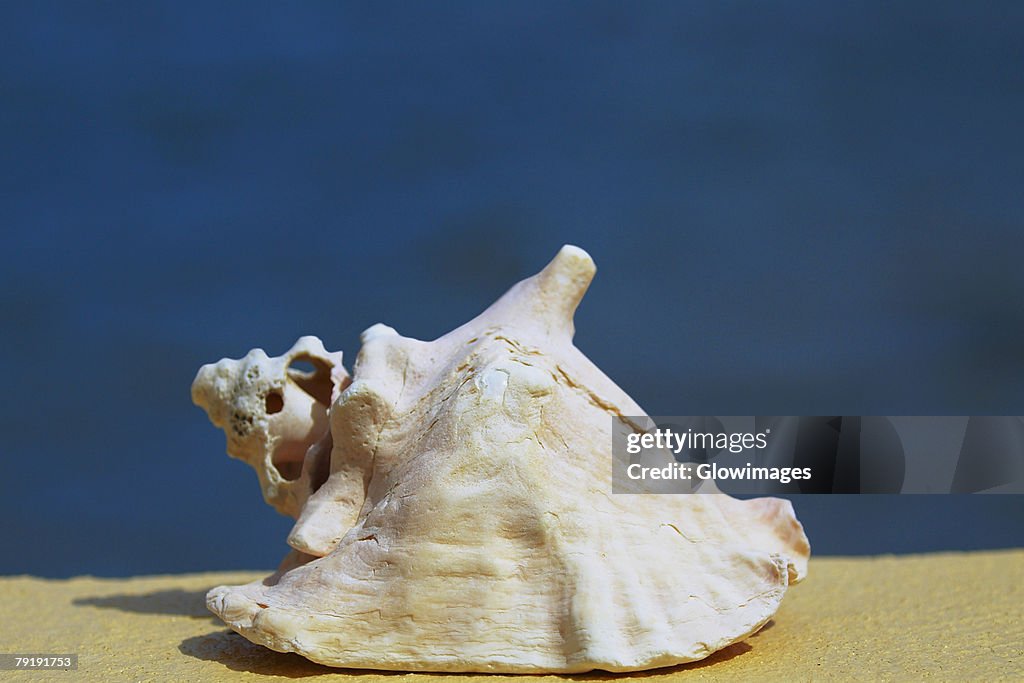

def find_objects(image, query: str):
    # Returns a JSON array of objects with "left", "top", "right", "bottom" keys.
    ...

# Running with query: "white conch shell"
[{"left": 193, "top": 245, "right": 810, "bottom": 673}]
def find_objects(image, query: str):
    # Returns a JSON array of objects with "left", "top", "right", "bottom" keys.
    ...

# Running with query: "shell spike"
[
  {"left": 488, "top": 244, "right": 596, "bottom": 339},
  {"left": 535, "top": 244, "right": 596, "bottom": 322}
]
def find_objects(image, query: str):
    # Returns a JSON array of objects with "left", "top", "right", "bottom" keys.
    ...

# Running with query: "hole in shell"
[
  {"left": 265, "top": 391, "right": 284, "bottom": 414},
  {"left": 274, "top": 460, "right": 303, "bottom": 481},
  {"left": 287, "top": 354, "right": 334, "bottom": 406},
  {"left": 288, "top": 359, "right": 317, "bottom": 375}
]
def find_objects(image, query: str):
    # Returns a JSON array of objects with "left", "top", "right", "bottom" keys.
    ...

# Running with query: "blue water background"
[{"left": 2, "top": 3, "right": 1022, "bottom": 576}]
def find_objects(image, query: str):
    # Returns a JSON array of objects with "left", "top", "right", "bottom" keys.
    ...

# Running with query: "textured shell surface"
[{"left": 192, "top": 245, "right": 810, "bottom": 673}]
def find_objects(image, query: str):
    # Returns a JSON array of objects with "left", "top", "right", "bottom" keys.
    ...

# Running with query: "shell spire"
[{"left": 486, "top": 244, "right": 596, "bottom": 340}]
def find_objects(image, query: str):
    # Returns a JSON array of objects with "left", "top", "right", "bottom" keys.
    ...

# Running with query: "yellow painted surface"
[{"left": 1, "top": 551, "right": 1021, "bottom": 681}]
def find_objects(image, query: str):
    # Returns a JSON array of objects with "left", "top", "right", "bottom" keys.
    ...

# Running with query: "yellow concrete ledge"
[{"left": 1, "top": 551, "right": 1021, "bottom": 681}]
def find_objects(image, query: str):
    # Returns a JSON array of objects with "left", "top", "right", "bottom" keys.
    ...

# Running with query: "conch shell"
[{"left": 192, "top": 245, "right": 810, "bottom": 673}]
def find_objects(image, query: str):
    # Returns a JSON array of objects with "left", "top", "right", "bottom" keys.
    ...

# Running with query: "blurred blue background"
[{"left": 2, "top": 3, "right": 1022, "bottom": 576}]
